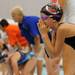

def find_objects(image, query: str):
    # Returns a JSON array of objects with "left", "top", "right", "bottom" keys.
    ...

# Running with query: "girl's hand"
[{"left": 38, "top": 19, "right": 48, "bottom": 35}]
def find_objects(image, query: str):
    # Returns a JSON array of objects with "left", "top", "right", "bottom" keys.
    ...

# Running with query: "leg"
[
  {"left": 35, "top": 44, "right": 44, "bottom": 75},
  {"left": 37, "top": 60, "right": 42, "bottom": 75},
  {"left": 45, "top": 54, "right": 61, "bottom": 75},
  {"left": 10, "top": 52, "right": 21, "bottom": 75},
  {"left": 63, "top": 45, "right": 75, "bottom": 75},
  {"left": 22, "top": 57, "right": 37, "bottom": 75},
  {"left": 0, "top": 63, "right": 7, "bottom": 75},
  {"left": 6, "top": 61, "right": 13, "bottom": 75}
]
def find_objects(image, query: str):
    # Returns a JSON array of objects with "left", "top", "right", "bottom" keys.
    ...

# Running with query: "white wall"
[{"left": 0, "top": 0, "right": 50, "bottom": 18}]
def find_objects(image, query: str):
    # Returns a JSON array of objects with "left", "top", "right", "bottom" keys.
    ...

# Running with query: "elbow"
[
  {"left": 57, "top": 26, "right": 65, "bottom": 38},
  {"left": 34, "top": 35, "right": 40, "bottom": 42}
]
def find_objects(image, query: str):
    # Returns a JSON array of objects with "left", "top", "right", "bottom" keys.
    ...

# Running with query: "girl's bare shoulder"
[{"left": 58, "top": 23, "right": 75, "bottom": 31}]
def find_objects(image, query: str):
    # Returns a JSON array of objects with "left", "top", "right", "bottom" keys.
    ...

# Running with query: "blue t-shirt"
[{"left": 19, "top": 16, "right": 43, "bottom": 44}]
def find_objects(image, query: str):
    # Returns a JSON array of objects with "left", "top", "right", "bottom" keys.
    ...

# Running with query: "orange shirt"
[{"left": 5, "top": 25, "right": 28, "bottom": 47}]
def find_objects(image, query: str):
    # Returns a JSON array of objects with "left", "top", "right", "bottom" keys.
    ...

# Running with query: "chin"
[{"left": 15, "top": 20, "right": 19, "bottom": 22}]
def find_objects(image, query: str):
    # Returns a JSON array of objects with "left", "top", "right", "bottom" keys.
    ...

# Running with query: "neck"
[{"left": 19, "top": 15, "right": 24, "bottom": 23}]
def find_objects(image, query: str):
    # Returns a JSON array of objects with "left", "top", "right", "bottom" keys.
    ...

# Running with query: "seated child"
[{"left": 0, "top": 19, "right": 36, "bottom": 75}]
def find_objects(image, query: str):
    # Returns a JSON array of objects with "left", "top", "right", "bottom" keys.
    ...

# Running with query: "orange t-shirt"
[{"left": 5, "top": 25, "right": 28, "bottom": 47}]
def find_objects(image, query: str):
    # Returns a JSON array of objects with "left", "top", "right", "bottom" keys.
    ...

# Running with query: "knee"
[
  {"left": 10, "top": 56, "right": 17, "bottom": 66},
  {"left": 10, "top": 52, "right": 20, "bottom": 62}
]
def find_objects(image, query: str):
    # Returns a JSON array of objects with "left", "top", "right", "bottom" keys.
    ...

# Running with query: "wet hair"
[
  {"left": 0, "top": 19, "right": 9, "bottom": 27},
  {"left": 40, "top": 3, "right": 63, "bottom": 22}
]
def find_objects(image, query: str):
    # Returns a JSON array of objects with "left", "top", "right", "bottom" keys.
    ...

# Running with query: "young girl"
[{"left": 38, "top": 3, "right": 75, "bottom": 75}]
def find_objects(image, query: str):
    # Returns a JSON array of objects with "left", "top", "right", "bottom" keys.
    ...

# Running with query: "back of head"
[
  {"left": 40, "top": 3, "right": 63, "bottom": 22},
  {"left": 0, "top": 19, "right": 9, "bottom": 27},
  {"left": 11, "top": 6, "right": 24, "bottom": 16}
]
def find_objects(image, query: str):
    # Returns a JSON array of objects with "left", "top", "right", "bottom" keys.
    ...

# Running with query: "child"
[{"left": 0, "top": 19, "right": 36, "bottom": 75}]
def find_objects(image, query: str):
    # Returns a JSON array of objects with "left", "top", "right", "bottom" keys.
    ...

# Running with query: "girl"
[{"left": 38, "top": 3, "right": 75, "bottom": 75}]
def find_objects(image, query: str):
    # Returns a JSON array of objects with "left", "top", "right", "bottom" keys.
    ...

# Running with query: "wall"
[{"left": 0, "top": 0, "right": 50, "bottom": 18}]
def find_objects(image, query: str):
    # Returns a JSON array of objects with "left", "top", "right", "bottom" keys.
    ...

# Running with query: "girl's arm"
[
  {"left": 39, "top": 20, "right": 75, "bottom": 57},
  {"left": 38, "top": 20, "right": 65, "bottom": 57}
]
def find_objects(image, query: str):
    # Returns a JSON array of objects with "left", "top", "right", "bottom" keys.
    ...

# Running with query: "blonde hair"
[{"left": 11, "top": 6, "right": 24, "bottom": 16}]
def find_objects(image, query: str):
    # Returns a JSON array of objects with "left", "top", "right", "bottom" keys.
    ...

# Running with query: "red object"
[
  {"left": 51, "top": 0, "right": 57, "bottom": 3},
  {"left": 50, "top": 8, "right": 56, "bottom": 12}
]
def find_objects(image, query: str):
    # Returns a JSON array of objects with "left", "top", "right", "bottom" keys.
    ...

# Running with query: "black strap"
[{"left": 45, "top": 49, "right": 49, "bottom": 58}]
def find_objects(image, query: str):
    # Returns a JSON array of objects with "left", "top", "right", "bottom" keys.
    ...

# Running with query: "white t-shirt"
[{"left": 63, "top": 0, "right": 75, "bottom": 24}]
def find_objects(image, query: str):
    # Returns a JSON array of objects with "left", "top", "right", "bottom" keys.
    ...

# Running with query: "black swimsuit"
[
  {"left": 45, "top": 28, "right": 75, "bottom": 58},
  {"left": 65, "top": 36, "right": 75, "bottom": 49},
  {"left": 45, "top": 22, "right": 75, "bottom": 57}
]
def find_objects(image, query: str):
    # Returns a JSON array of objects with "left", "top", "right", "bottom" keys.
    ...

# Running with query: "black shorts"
[{"left": 18, "top": 51, "right": 35, "bottom": 65}]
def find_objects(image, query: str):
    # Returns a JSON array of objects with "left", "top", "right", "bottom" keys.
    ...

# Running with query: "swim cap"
[{"left": 40, "top": 3, "right": 63, "bottom": 22}]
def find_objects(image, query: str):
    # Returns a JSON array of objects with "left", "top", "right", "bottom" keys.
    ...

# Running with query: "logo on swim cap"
[{"left": 46, "top": 3, "right": 61, "bottom": 14}]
